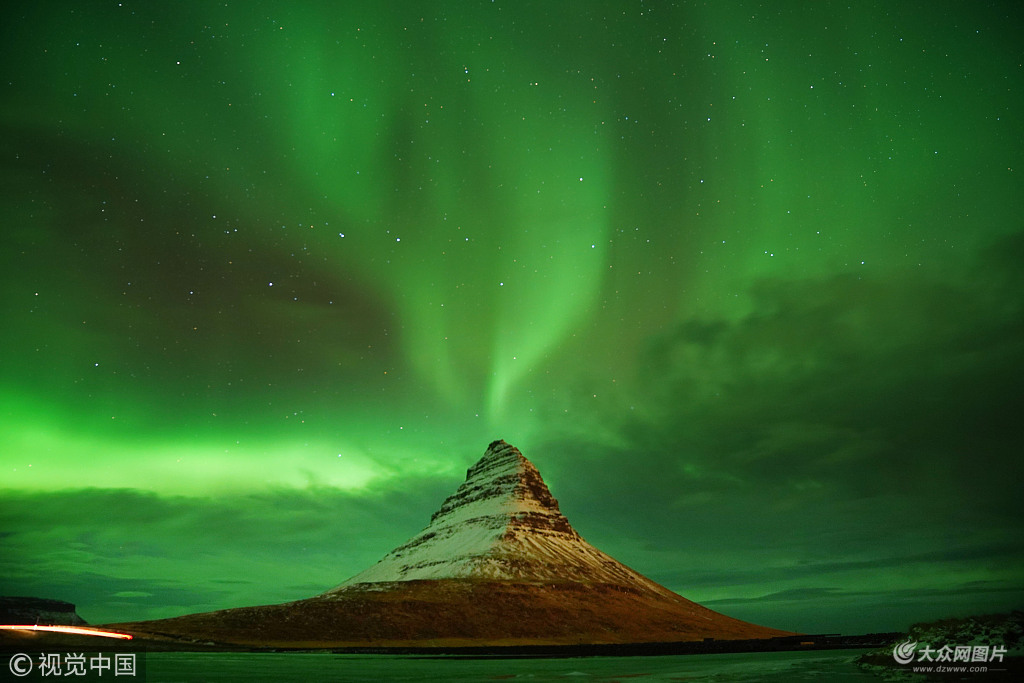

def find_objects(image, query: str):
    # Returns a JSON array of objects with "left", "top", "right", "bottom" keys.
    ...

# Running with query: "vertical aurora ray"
[
  {"left": 481, "top": 90, "right": 612, "bottom": 426},
  {"left": 260, "top": 10, "right": 618, "bottom": 427}
]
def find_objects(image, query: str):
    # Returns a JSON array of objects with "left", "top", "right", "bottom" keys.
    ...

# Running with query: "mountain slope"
[{"left": 114, "top": 440, "right": 793, "bottom": 647}]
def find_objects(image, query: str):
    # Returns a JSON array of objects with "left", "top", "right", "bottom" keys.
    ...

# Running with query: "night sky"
[{"left": 2, "top": 1, "right": 1022, "bottom": 636}]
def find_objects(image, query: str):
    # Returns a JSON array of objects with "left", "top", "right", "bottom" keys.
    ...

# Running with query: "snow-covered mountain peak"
[
  {"left": 133, "top": 440, "right": 794, "bottom": 645},
  {"left": 427, "top": 439, "right": 564, "bottom": 527},
  {"left": 325, "top": 440, "right": 675, "bottom": 594}
]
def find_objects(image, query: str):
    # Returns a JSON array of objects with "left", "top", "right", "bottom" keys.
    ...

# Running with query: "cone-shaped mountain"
[
  {"left": 114, "top": 440, "right": 793, "bottom": 648},
  {"left": 329, "top": 439, "right": 678, "bottom": 591}
]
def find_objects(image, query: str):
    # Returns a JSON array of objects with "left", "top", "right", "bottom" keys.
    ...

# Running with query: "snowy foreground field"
[{"left": 144, "top": 648, "right": 879, "bottom": 682}]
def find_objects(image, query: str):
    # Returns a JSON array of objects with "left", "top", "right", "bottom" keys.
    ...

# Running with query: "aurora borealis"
[{"left": 2, "top": 1, "right": 1022, "bottom": 635}]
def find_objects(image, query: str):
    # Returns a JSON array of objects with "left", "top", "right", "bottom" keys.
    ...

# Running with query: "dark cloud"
[
  {"left": 707, "top": 582, "right": 1024, "bottom": 607},
  {"left": 533, "top": 233, "right": 1024, "bottom": 633},
  {"left": 584, "top": 233, "right": 1023, "bottom": 501}
]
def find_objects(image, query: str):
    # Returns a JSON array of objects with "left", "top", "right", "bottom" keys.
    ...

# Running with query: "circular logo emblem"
[{"left": 893, "top": 639, "right": 918, "bottom": 664}]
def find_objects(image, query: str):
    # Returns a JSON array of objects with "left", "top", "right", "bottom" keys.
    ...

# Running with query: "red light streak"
[{"left": 0, "top": 624, "right": 133, "bottom": 639}]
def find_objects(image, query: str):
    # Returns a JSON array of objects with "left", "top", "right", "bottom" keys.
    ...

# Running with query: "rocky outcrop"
[
  {"left": 0, "top": 597, "right": 87, "bottom": 626},
  {"left": 857, "top": 612, "right": 1023, "bottom": 678}
]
